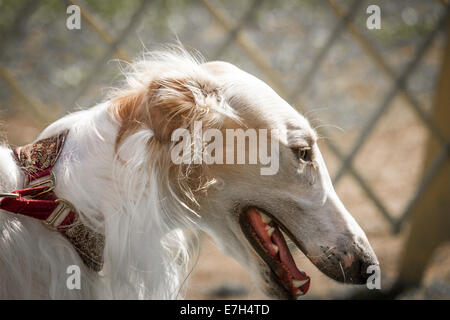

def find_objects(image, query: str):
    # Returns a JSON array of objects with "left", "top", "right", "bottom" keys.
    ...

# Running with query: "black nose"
[
  {"left": 314, "top": 251, "right": 379, "bottom": 284},
  {"left": 345, "top": 257, "right": 379, "bottom": 284},
  {"left": 314, "top": 241, "right": 379, "bottom": 284}
]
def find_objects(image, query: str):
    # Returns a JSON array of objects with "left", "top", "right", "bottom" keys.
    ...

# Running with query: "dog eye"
[{"left": 292, "top": 147, "right": 312, "bottom": 162}]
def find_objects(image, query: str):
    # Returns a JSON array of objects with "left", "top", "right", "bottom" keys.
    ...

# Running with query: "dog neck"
[{"left": 37, "top": 102, "right": 198, "bottom": 298}]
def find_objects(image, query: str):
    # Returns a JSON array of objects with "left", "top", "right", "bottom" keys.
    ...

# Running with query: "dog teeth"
[
  {"left": 265, "top": 225, "right": 275, "bottom": 236},
  {"left": 272, "top": 244, "right": 279, "bottom": 254},
  {"left": 292, "top": 279, "right": 308, "bottom": 288},
  {"left": 259, "top": 211, "right": 272, "bottom": 224},
  {"left": 296, "top": 289, "right": 304, "bottom": 298}
]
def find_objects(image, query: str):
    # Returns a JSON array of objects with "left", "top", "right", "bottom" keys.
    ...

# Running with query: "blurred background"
[{"left": 0, "top": 0, "right": 449, "bottom": 299}]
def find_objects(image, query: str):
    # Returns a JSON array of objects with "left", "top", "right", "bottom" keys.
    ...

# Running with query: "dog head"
[{"left": 111, "top": 53, "right": 379, "bottom": 299}]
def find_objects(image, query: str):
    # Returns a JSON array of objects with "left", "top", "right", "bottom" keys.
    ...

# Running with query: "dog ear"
[
  {"left": 112, "top": 75, "right": 237, "bottom": 149},
  {"left": 147, "top": 76, "right": 235, "bottom": 142}
]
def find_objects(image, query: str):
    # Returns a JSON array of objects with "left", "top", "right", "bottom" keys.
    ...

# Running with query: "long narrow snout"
[
  {"left": 296, "top": 146, "right": 379, "bottom": 285},
  {"left": 299, "top": 195, "right": 379, "bottom": 285}
]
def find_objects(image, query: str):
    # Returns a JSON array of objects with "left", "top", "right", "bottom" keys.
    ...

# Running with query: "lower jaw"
[{"left": 263, "top": 268, "right": 296, "bottom": 299}]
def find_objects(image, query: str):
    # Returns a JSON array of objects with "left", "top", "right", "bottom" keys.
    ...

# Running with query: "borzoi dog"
[{"left": 0, "top": 49, "right": 378, "bottom": 299}]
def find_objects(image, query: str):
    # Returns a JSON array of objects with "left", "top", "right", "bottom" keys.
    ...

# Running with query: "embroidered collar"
[{"left": 0, "top": 130, "right": 104, "bottom": 271}]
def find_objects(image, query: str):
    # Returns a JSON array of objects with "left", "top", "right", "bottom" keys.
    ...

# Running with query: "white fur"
[{"left": 0, "top": 53, "right": 201, "bottom": 299}]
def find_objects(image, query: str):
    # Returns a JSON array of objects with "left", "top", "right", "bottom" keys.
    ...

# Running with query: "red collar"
[{"left": 0, "top": 130, "right": 104, "bottom": 271}]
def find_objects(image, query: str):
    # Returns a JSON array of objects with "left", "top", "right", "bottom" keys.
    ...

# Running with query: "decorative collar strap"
[{"left": 0, "top": 130, "right": 104, "bottom": 271}]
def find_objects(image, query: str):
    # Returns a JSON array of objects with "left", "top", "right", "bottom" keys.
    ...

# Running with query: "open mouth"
[{"left": 239, "top": 207, "right": 310, "bottom": 299}]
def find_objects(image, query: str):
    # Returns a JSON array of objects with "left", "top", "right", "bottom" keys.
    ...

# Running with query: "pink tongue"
[
  {"left": 271, "top": 228, "right": 309, "bottom": 281},
  {"left": 246, "top": 209, "right": 309, "bottom": 284}
]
